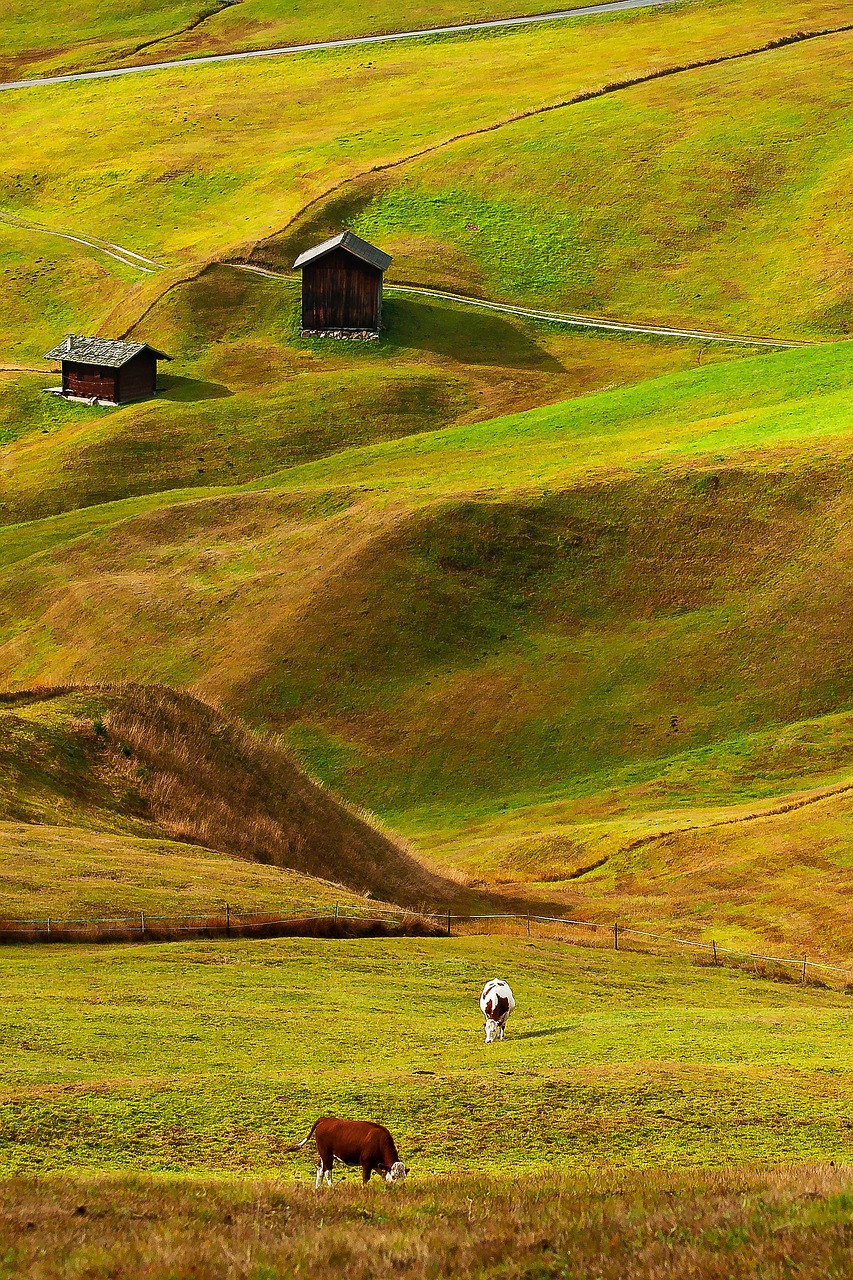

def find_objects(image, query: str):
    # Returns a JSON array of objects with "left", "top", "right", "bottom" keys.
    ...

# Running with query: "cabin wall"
[
  {"left": 301, "top": 249, "right": 382, "bottom": 331},
  {"left": 61, "top": 352, "right": 158, "bottom": 403},
  {"left": 62, "top": 362, "right": 120, "bottom": 402},
  {"left": 117, "top": 351, "right": 157, "bottom": 402}
]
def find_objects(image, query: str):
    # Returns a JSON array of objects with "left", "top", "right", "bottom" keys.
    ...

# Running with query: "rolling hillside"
[
  {"left": 262, "top": 24, "right": 853, "bottom": 339},
  {"left": 2, "top": 0, "right": 853, "bottom": 962},
  {"left": 0, "top": 0, "right": 850, "bottom": 360},
  {"left": 0, "top": 0, "right": 603, "bottom": 81},
  {"left": 0, "top": 685, "right": 456, "bottom": 914},
  {"left": 3, "top": 338, "right": 853, "bottom": 956}
]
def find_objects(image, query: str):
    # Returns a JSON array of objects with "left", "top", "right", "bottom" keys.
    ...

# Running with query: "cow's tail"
[{"left": 284, "top": 1119, "right": 320, "bottom": 1153}]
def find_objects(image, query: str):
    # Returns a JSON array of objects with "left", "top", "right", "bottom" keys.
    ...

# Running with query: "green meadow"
[
  {"left": 3, "top": 314, "right": 853, "bottom": 957},
  {"left": 2, "top": 936, "right": 851, "bottom": 1176},
  {"left": 0, "top": 0, "right": 600, "bottom": 81}
]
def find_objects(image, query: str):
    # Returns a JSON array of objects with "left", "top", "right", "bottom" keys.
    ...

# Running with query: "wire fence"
[
  {"left": 0, "top": 903, "right": 849, "bottom": 990},
  {"left": 0, "top": 903, "right": 439, "bottom": 945},
  {"left": 445, "top": 911, "right": 853, "bottom": 989}
]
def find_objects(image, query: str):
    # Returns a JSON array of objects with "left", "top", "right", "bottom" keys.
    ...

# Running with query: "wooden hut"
[
  {"left": 43, "top": 335, "right": 172, "bottom": 404},
  {"left": 293, "top": 231, "right": 392, "bottom": 339}
]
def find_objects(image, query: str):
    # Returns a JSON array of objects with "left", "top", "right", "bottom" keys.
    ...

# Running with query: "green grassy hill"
[
  {"left": 0, "top": 0, "right": 600, "bottom": 81},
  {"left": 3, "top": 0, "right": 853, "bottom": 963},
  {"left": 3, "top": 338, "right": 853, "bottom": 956},
  {"left": 0, "top": 685, "right": 455, "bottom": 915},
  {"left": 1, "top": 0, "right": 850, "bottom": 361},
  {"left": 264, "top": 25, "right": 853, "bottom": 340}
]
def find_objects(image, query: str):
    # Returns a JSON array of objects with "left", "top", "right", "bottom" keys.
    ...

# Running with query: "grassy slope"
[
  {"left": 1, "top": 936, "right": 852, "bottom": 1176},
  {"left": 0, "top": 686, "right": 454, "bottom": 915},
  {"left": 0, "top": 0, "right": 600, "bottom": 81},
  {"left": 0, "top": 823, "right": 377, "bottom": 918},
  {"left": 2, "top": 1, "right": 853, "bottom": 956},
  {"left": 0, "top": 270, "right": 735, "bottom": 522},
  {"left": 6, "top": 340, "right": 853, "bottom": 952},
  {"left": 345, "top": 34, "right": 853, "bottom": 338},
  {"left": 1, "top": 0, "right": 850, "bottom": 361}
]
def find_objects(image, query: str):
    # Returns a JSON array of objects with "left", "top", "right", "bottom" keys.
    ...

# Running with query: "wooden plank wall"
[
  {"left": 62, "top": 352, "right": 157, "bottom": 403},
  {"left": 63, "top": 362, "right": 120, "bottom": 402},
  {"left": 117, "top": 351, "right": 157, "bottom": 402},
  {"left": 302, "top": 249, "right": 382, "bottom": 330}
]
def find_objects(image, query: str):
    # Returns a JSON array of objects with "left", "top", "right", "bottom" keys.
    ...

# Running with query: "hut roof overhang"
[
  {"left": 293, "top": 231, "right": 392, "bottom": 273},
  {"left": 43, "top": 335, "right": 172, "bottom": 367}
]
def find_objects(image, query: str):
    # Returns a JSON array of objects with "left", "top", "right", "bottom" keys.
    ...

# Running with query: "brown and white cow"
[
  {"left": 287, "top": 1117, "right": 408, "bottom": 1187},
  {"left": 480, "top": 978, "right": 515, "bottom": 1043}
]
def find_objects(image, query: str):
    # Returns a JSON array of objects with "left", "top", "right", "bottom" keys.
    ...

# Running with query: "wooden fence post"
[
  {"left": 47, "top": 917, "right": 51, "bottom": 937},
  {"left": 613, "top": 921, "right": 619, "bottom": 950},
  {"left": 141, "top": 911, "right": 145, "bottom": 937},
  {"left": 335, "top": 902, "right": 339, "bottom": 922},
  {"left": 527, "top": 911, "right": 531, "bottom": 938},
  {"left": 802, "top": 955, "right": 807, "bottom": 985},
  {"left": 225, "top": 903, "right": 230, "bottom": 937},
  {"left": 446, "top": 910, "right": 451, "bottom": 937},
  {"left": 712, "top": 939, "right": 718, "bottom": 965}
]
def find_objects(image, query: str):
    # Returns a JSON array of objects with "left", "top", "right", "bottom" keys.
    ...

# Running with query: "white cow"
[{"left": 479, "top": 978, "right": 515, "bottom": 1044}]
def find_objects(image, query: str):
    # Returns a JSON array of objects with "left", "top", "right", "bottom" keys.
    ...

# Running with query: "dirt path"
[
  {"left": 0, "top": 211, "right": 164, "bottom": 274},
  {"left": 230, "top": 263, "right": 814, "bottom": 348},
  {"left": 0, "top": 0, "right": 684, "bottom": 92}
]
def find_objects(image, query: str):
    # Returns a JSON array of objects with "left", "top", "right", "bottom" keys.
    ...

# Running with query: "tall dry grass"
[
  {"left": 95, "top": 683, "right": 457, "bottom": 908},
  {"left": 1, "top": 1165, "right": 851, "bottom": 1279}
]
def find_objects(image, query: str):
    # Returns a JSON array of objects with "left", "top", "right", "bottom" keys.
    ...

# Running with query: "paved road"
[
  {"left": 232, "top": 265, "right": 812, "bottom": 348},
  {"left": 0, "top": 0, "right": 685, "bottom": 92}
]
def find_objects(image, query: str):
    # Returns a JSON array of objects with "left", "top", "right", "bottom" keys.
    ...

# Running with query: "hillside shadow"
[
  {"left": 157, "top": 375, "right": 233, "bottom": 402},
  {"left": 387, "top": 297, "right": 565, "bottom": 371}
]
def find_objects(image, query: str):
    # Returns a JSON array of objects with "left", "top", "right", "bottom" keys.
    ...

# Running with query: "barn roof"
[
  {"left": 293, "top": 230, "right": 392, "bottom": 272},
  {"left": 43, "top": 335, "right": 172, "bottom": 367}
]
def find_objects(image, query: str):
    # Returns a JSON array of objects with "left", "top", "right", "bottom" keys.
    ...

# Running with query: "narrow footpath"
[
  {"left": 0, "top": 0, "right": 684, "bottom": 92},
  {"left": 232, "top": 264, "right": 814, "bottom": 348}
]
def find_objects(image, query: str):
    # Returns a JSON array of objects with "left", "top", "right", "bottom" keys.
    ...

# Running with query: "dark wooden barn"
[
  {"left": 43, "top": 335, "right": 172, "bottom": 405},
  {"left": 293, "top": 231, "right": 392, "bottom": 338}
]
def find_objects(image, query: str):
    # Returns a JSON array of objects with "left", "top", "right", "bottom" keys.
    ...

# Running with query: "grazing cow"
[
  {"left": 286, "top": 1117, "right": 408, "bottom": 1187},
  {"left": 480, "top": 978, "right": 515, "bottom": 1044}
]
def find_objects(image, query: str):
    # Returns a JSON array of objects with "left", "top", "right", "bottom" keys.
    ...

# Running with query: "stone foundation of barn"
[{"left": 300, "top": 328, "right": 379, "bottom": 341}]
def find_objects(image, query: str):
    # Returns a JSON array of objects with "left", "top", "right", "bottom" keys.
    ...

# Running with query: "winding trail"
[
  {"left": 386, "top": 284, "right": 813, "bottom": 347},
  {"left": 0, "top": 0, "right": 684, "bottom": 92},
  {"left": 230, "top": 263, "right": 814, "bottom": 348},
  {"left": 626, "top": 776, "right": 853, "bottom": 857},
  {"left": 0, "top": 211, "right": 165, "bottom": 273}
]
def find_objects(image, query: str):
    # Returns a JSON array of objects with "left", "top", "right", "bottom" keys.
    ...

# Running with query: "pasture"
[
  {"left": 2, "top": 935, "right": 853, "bottom": 1275},
  {"left": 2, "top": 936, "right": 852, "bottom": 1176},
  {"left": 0, "top": 0, "right": 601, "bottom": 81},
  {"left": 3, "top": 1165, "right": 853, "bottom": 1278}
]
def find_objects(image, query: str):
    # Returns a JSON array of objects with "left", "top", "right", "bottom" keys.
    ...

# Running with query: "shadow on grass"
[
  {"left": 386, "top": 298, "right": 565, "bottom": 371},
  {"left": 157, "top": 375, "right": 233, "bottom": 402},
  {"left": 512, "top": 1025, "right": 574, "bottom": 1041}
]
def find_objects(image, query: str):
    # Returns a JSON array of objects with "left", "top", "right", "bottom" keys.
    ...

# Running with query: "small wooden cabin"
[
  {"left": 43, "top": 335, "right": 172, "bottom": 404},
  {"left": 293, "top": 231, "right": 392, "bottom": 338}
]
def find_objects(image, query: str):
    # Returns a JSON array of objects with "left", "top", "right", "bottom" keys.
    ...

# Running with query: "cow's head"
[
  {"left": 484, "top": 1018, "right": 499, "bottom": 1044},
  {"left": 385, "top": 1161, "right": 408, "bottom": 1184}
]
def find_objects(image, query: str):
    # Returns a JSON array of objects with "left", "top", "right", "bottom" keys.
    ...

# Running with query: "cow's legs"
[
  {"left": 315, "top": 1164, "right": 323, "bottom": 1189},
  {"left": 362, "top": 1164, "right": 372, "bottom": 1184}
]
